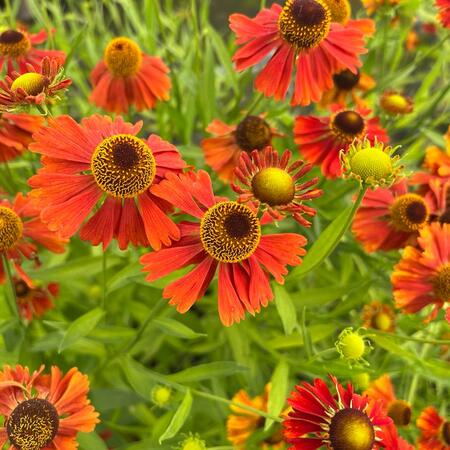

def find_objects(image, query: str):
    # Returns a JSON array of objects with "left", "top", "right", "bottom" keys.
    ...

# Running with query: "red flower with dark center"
[{"left": 417, "top": 406, "right": 450, "bottom": 450}]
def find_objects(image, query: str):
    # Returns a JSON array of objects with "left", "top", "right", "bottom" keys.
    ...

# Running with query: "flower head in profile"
[
  {"left": 232, "top": 146, "right": 322, "bottom": 226},
  {"left": 0, "top": 364, "right": 99, "bottom": 449},
  {"left": 294, "top": 105, "right": 388, "bottom": 178},
  {"left": 283, "top": 375, "right": 391, "bottom": 450},
  {"left": 0, "top": 57, "right": 71, "bottom": 112},
  {"left": 229, "top": 0, "right": 372, "bottom": 106},
  {"left": 201, "top": 115, "right": 280, "bottom": 183},
  {"left": 0, "top": 27, "right": 65, "bottom": 75},
  {"left": 0, "top": 193, "right": 67, "bottom": 285},
  {"left": 392, "top": 222, "right": 450, "bottom": 323},
  {"left": 29, "top": 114, "right": 186, "bottom": 250},
  {"left": 380, "top": 91, "right": 414, "bottom": 116},
  {"left": 436, "top": 0, "right": 450, "bottom": 28},
  {"left": 416, "top": 406, "right": 450, "bottom": 450},
  {"left": 90, "top": 37, "right": 171, "bottom": 113},
  {"left": 0, "top": 112, "right": 44, "bottom": 161},
  {"left": 362, "top": 301, "right": 396, "bottom": 332},
  {"left": 364, "top": 375, "right": 412, "bottom": 428},
  {"left": 140, "top": 170, "right": 307, "bottom": 326}
]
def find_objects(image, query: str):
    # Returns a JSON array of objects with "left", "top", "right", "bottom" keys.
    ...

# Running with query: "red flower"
[
  {"left": 0, "top": 112, "right": 44, "bottom": 161},
  {"left": 0, "top": 28, "right": 65, "bottom": 75},
  {"left": 232, "top": 146, "right": 322, "bottom": 226},
  {"left": 392, "top": 222, "right": 450, "bottom": 322},
  {"left": 140, "top": 170, "right": 307, "bottom": 326},
  {"left": 294, "top": 104, "right": 388, "bottom": 178},
  {"left": 0, "top": 193, "right": 67, "bottom": 285},
  {"left": 230, "top": 0, "right": 371, "bottom": 106},
  {"left": 29, "top": 114, "right": 186, "bottom": 250},
  {"left": 416, "top": 406, "right": 450, "bottom": 450},
  {"left": 90, "top": 37, "right": 171, "bottom": 114},
  {"left": 381, "top": 423, "right": 415, "bottom": 450},
  {"left": 283, "top": 375, "right": 391, "bottom": 450},
  {"left": 436, "top": 0, "right": 450, "bottom": 28},
  {"left": 201, "top": 115, "right": 280, "bottom": 183},
  {"left": 0, "top": 364, "right": 99, "bottom": 450}
]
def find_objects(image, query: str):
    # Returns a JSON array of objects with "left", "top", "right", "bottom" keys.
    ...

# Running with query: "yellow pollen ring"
[
  {"left": 390, "top": 193, "right": 428, "bottom": 232},
  {"left": 433, "top": 264, "right": 450, "bottom": 301},
  {"left": 0, "top": 206, "right": 23, "bottom": 252},
  {"left": 11, "top": 73, "right": 48, "bottom": 96},
  {"left": 322, "top": 0, "right": 351, "bottom": 24},
  {"left": 104, "top": 37, "right": 142, "bottom": 77},
  {"left": 0, "top": 29, "right": 31, "bottom": 57},
  {"left": 251, "top": 167, "right": 295, "bottom": 206}
]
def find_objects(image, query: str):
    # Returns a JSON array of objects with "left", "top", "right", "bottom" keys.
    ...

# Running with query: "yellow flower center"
[
  {"left": 235, "top": 116, "right": 272, "bottom": 152},
  {"left": 331, "top": 111, "right": 366, "bottom": 142},
  {"left": 91, "top": 134, "right": 156, "bottom": 198},
  {"left": 337, "top": 330, "right": 366, "bottom": 360},
  {"left": 387, "top": 400, "right": 412, "bottom": 427},
  {"left": 373, "top": 311, "right": 393, "bottom": 331},
  {"left": 200, "top": 202, "right": 261, "bottom": 263},
  {"left": 7, "top": 398, "right": 59, "bottom": 450},
  {"left": 432, "top": 264, "right": 450, "bottom": 301},
  {"left": 390, "top": 193, "right": 428, "bottom": 232},
  {"left": 251, "top": 167, "right": 295, "bottom": 206},
  {"left": 333, "top": 69, "right": 360, "bottom": 91},
  {"left": 0, "top": 206, "right": 23, "bottom": 252},
  {"left": 322, "top": 0, "right": 351, "bottom": 24},
  {"left": 349, "top": 146, "right": 393, "bottom": 183},
  {"left": 278, "top": 0, "right": 331, "bottom": 50},
  {"left": 381, "top": 93, "right": 413, "bottom": 115},
  {"left": 329, "top": 408, "right": 375, "bottom": 450},
  {"left": 104, "top": 37, "right": 142, "bottom": 77},
  {"left": 0, "top": 29, "right": 30, "bottom": 57},
  {"left": 11, "top": 73, "right": 48, "bottom": 96}
]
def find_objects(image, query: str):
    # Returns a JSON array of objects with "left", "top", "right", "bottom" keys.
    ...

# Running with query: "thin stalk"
[
  {"left": 245, "top": 92, "right": 265, "bottom": 116},
  {"left": 102, "top": 250, "right": 107, "bottom": 310},
  {"left": 365, "top": 329, "right": 450, "bottom": 346},
  {"left": 1, "top": 254, "right": 20, "bottom": 320}
]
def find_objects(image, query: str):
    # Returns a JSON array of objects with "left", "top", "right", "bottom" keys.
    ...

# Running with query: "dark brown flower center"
[
  {"left": 390, "top": 193, "right": 428, "bottom": 232},
  {"left": 0, "top": 29, "right": 30, "bottom": 57},
  {"left": 387, "top": 400, "right": 412, "bottom": 426},
  {"left": 112, "top": 142, "right": 139, "bottom": 169},
  {"left": 291, "top": 0, "right": 327, "bottom": 26},
  {"left": 235, "top": 116, "right": 272, "bottom": 152},
  {"left": 15, "top": 280, "right": 30, "bottom": 298},
  {"left": 333, "top": 69, "right": 361, "bottom": 91},
  {"left": 7, "top": 398, "right": 59, "bottom": 450},
  {"left": 442, "top": 421, "right": 450, "bottom": 445},
  {"left": 332, "top": 111, "right": 365, "bottom": 136},
  {"left": 0, "top": 30, "right": 24, "bottom": 44}
]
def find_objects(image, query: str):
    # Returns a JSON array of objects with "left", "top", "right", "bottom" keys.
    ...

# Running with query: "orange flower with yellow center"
[{"left": 362, "top": 301, "right": 396, "bottom": 332}]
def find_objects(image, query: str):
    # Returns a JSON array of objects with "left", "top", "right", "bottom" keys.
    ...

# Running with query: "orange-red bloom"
[
  {"left": 294, "top": 104, "right": 388, "bottom": 178},
  {"left": 364, "top": 375, "right": 412, "bottom": 427},
  {"left": 0, "top": 364, "right": 99, "bottom": 449},
  {"left": 0, "top": 28, "right": 65, "bottom": 75},
  {"left": 436, "top": 0, "right": 450, "bottom": 28},
  {"left": 230, "top": 1, "right": 371, "bottom": 106},
  {"left": 29, "top": 114, "right": 185, "bottom": 250},
  {"left": 0, "top": 193, "right": 67, "bottom": 285},
  {"left": 417, "top": 406, "right": 450, "bottom": 450},
  {"left": 201, "top": 115, "right": 280, "bottom": 183},
  {"left": 381, "top": 423, "right": 415, "bottom": 450},
  {"left": 283, "top": 375, "right": 391, "bottom": 449},
  {"left": 232, "top": 146, "right": 322, "bottom": 226},
  {"left": 140, "top": 170, "right": 307, "bottom": 326},
  {"left": 392, "top": 222, "right": 450, "bottom": 322},
  {"left": 0, "top": 112, "right": 44, "bottom": 161},
  {"left": 90, "top": 37, "right": 171, "bottom": 114},
  {"left": 362, "top": 301, "right": 396, "bottom": 332}
]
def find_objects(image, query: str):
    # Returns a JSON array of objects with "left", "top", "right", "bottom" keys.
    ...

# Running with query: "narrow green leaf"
[
  {"left": 264, "top": 360, "right": 289, "bottom": 431},
  {"left": 159, "top": 389, "right": 193, "bottom": 443},
  {"left": 154, "top": 317, "right": 206, "bottom": 339},
  {"left": 273, "top": 284, "right": 297, "bottom": 335},
  {"left": 78, "top": 432, "right": 108, "bottom": 450},
  {"left": 168, "top": 362, "right": 247, "bottom": 383}
]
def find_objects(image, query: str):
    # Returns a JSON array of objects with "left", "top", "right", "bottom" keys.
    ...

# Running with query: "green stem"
[
  {"left": 102, "top": 250, "right": 107, "bottom": 310},
  {"left": 245, "top": 92, "right": 265, "bottom": 116},
  {"left": 365, "top": 329, "right": 450, "bottom": 346},
  {"left": 1, "top": 254, "right": 20, "bottom": 320}
]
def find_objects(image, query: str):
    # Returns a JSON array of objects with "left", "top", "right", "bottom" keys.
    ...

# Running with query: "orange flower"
[
  {"left": 364, "top": 375, "right": 412, "bottom": 427},
  {"left": 0, "top": 112, "right": 44, "bottom": 161},
  {"left": 392, "top": 222, "right": 450, "bottom": 322},
  {"left": 229, "top": 0, "right": 371, "bottom": 106},
  {"left": 201, "top": 115, "right": 280, "bottom": 183},
  {"left": 436, "top": 0, "right": 450, "bottom": 28},
  {"left": 294, "top": 104, "right": 388, "bottom": 178},
  {"left": 0, "top": 28, "right": 65, "bottom": 75},
  {"left": 417, "top": 406, "right": 450, "bottom": 450},
  {"left": 140, "top": 170, "right": 307, "bottom": 326},
  {"left": 381, "top": 423, "right": 415, "bottom": 450},
  {"left": 0, "top": 57, "right": 71, "bottom": 111},
  {"left": 380, "top": 91, "right": 414, "bottom": 115},
  {"left": 231, "top": 146, "right": 322, "bottom": 226},
  {"left": 0, "top": 364, "right": 99, "bottom": 449},
  {"left": 362, "top": 301, "right": 396, "bottom": 332},
  {"left": 90, "top": 37, "right": 171, "bottom": 114},
  {"left": 0, "top": 193, "right": 67, "bottom": 285},
  {"left": 29, "top": 114, "right": 186, "bottom": 250}
]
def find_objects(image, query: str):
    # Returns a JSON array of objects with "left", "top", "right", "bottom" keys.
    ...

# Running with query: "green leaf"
[
  {"left": 168, "top": 362, "right": 247, "bottom": 383},
  {"left": 78, "top": 432, "right": 108, "bottom": 450},
  {"left": 59, "top": 308, "right": 105, "bottom": 353},
  {"left": 273, "top": 284, "right": 297, "bottom": 335},
  {"left": 154, "top": 317, "right": 206, "bottom": 339},
  {"left": 264, "top": 360, "right": 289, "bottom": 431},
  {"left": 159, "top": 389, "right": 193, "bottom": 443}
]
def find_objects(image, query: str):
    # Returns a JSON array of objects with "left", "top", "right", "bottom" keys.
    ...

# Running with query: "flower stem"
[
  {"left": 364, "top": 329, "right": 450, "bottom": 346},
  {"left": 1, "top": 254, "right": 20, "bottom": 320},
  {"left": 246, "top": 92, "right": 265, "bottom": 116},
  {"left": 102, "top": 250, "right": 107, "bottom": 310}
]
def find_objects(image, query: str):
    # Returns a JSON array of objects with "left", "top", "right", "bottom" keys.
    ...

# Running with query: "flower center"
[
  {"left": 387, "top": 400, "right": 411, "bottom": 427},
  {"left": 373, "top": 312, "right": 392, "bottom": 331},
  {"left": 91, "top": 134, "right": 156, "bottom": 198},
  {"left": 329, "top": 408, "right": 375, "bottom": 450},
  {"left": 442, "top": 421, "right": 450, "bottom": 445},
  {"left": 235, "top": 116, "right": 272, "bottom": 152},
  {"left": 200, "top": 201, "right": 261, "bottom": 263},
  {"left": 322, "top": 0, "right": 351, "bottom": 24},
  {"left": 390, "top": 194, "right": 428, "bottom": 232},
  {"left": 11, "top": 73, "right": 48, "bottom": 96},
  {"left": 278, "top": 0, "right": 331, "bottom": 50},
  {"left": 349, "top": 146, "right": 393, "bottom": 184},
  {"left": 104, "top": 37, "right": 142, "bottom": 77},
  {"left": 15, "top": 280, "right": 30, "bottom": 298},
  {"left": 0, "top": 206, "right": 23, "bottom": 252},
  {"left": 333, "top": 69, "right": 360, "bottom": 91},
  {"left": 251, "top": 167, "right": 295, "bottom": 206},
  {"left": 331, "top": 111, "right": 365, "bottom": 140},
  {"left": 432, "top": 265, "right": 450, "bottom": 301},
  {"left": 339, "top": 332, "right": 365, "bottom": 360},
  {"left": 0, "top": 29, "right": 30, "bottom": 57},
  {"left": 6, "top": 398, "right": 59, "bottom": 450}
]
